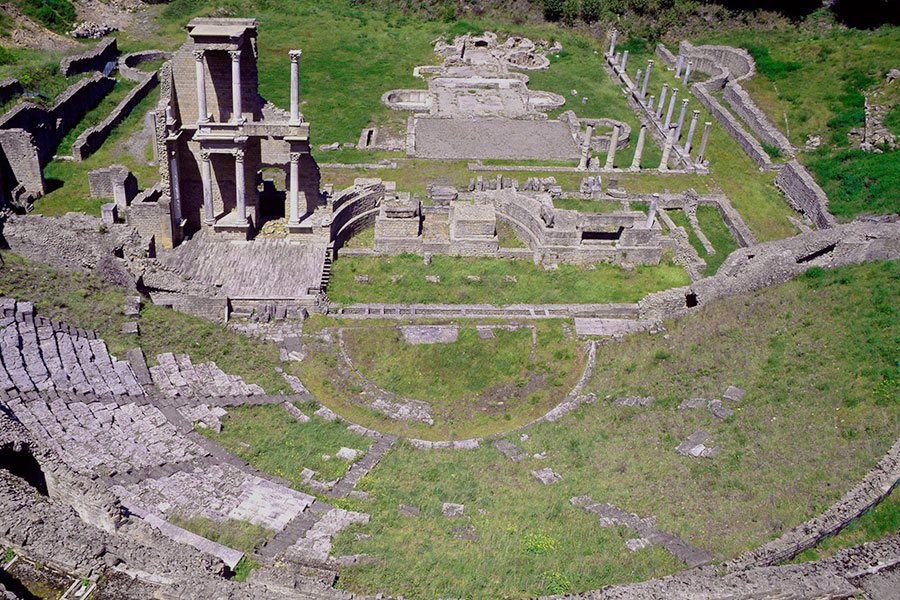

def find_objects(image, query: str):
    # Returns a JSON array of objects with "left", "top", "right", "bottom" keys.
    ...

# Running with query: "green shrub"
[
  {"left": 761, "top": 142, "right": 782, "bottom": 159},
  {"left": 0, "top": 47, "right": 15, "bottom": 66},
  {"left": 542, "top": 0, "right": 564, "bottom": 20},
  {"left": 562, "top": 0, "right": 580, "bottom": 24},
  {"left": 581, "top": 0, "right": 602, "bottom": 21}
]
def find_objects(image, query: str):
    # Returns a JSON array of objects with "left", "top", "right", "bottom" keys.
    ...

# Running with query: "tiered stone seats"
[
  {"left": 150, "top": 352, "right": 265, "bottom": 399},
  {"left": 111, "top": 462, "right": 316, "bottom": 532},
  {"left": 4, "top": 394, "right": 209, "bottom": 477},
  {"left": 0, "top": 299, "right": 144, "bottom": 398}
]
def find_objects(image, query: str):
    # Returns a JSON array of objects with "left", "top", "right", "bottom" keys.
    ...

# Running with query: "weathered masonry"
[{"left": 145, "top": 18, "right": 321, "bottom": 248}]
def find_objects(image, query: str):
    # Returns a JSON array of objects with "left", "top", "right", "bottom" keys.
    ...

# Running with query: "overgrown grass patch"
[
  {"left": 170, "top": 514, "right": 273, "bottom": 554},
  {"left": 204, "top": 403, "right": 374, "bottom": 489},
  {"left": 328, "top": 253, "right": 690, "bottom": 305}
]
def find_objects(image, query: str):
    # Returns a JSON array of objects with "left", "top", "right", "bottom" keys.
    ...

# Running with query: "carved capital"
[
  {"left": 229, "top": 50, "right": 241, "bottom": 62},
  {"left": 233, "top": 149, "right": 245, "bottom": 161},
  {"left": 192, "top": 50, "right": 205, "bottom": 62},
  {"left": 289, "top": 152, "right": 302, "bottom": 164},
  {"left": 289, "top": 49, "right": 302, "bottom": 63},
  {"left": 200, "top": 150, "right": 211, "bottom": 161}
]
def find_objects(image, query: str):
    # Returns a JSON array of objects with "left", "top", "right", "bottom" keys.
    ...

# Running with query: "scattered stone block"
[
  {"left": 477, "top": 327, "right": 495, "bottom": 340},
  {"left": 399, "top": 504, "right": 420, "bottom": 517},
  {"left": 400, "top": 325, "right": 458, "bottom": 345},
  {"left": 612, "top": 396, "right": 654, "bottom": 407},
  {"left": 314, "top": 405, "right": 339, "bottom": 421},
  {"left": 391, "top": 274, "right": 404, "bottom": 282},
  {"left": 348, "top": 490, "right": 372, "bottom": 501},
  {"left": 121, "top": 321, "right": 139, "bottom": 335},
  {"left": 442, "top": 503, "right": 465, "bottom": 518},
  {"left": 354, "top": 274, "right": 370, "bottom": 284},
  {"left": 124, "top": 296, "right": 141, "bottom": 317},
  {"left": 282, "top": 402, "right": 310, "bottom": 423},
  {"left": 425, "top": 275, "right": 441, "bottom": 283},
  {"left": 531, "top": 467, "right": 562, "bottom": 485},
  {"left": 675, "top": 430, "right": 719, "bottom": 459},
  {"left": 678, "top": 397, "right": 707, "bottom": 410},
  {"left": 454, "top": 533, "right": 479, "bottom": 541},
  {"left": 493, "top": 439, "right": 528, "bottom": 462},
  {"left": 504, "top": 275, "right": 517, "bottom": 283},
  {"left": 722, "top": 385, "right": 747, "bottom": 403},
  {"left": 356, "top": 533, "right": 374, "bottom": 541},
  {"left": 708, "top": 400, "right": 734, "bottom": 421},
  {"left": 466, "top": 275, "right": 481, "bottom": 281},
  {"left": 625, "top": 538, "right": 652, "bottom": 552},
  {"left": 101, "top": 203, "right": 117, "bottom": 225},
  {"left": 336, "top": 447, "right": 362, "bottom": 462}
]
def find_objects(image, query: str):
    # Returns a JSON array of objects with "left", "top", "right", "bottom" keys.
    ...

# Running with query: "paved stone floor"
[{"left": 414, "top": 118, "right": 580, "bottom": 160}]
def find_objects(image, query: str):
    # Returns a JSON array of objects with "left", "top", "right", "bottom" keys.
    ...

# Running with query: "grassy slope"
[
  {"left": 329, "top": 259, "right": 900, "bottom": 600},
  {"left": 699, "top": 23, "right": 900, "bottom": 219},
  {"left": 327, "top": 253, "right": 690, "bottom": 305}
]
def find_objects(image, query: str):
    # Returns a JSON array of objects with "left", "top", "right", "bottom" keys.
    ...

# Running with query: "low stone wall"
[
  {"left": 639, "top": 221, "right": 900, "bottom": 322},
  {"left": 692, "top": 82, "right": 775, "bottom": 170},
  {"left": 73, "top": 72, "right": 158, "bottom": 161},
  {"left": 723, "top": 82, "right": 793, "bottom": 157},
  {"left": 0, "top": 77, "right": 22, "bottom": 105},
  {"left": 59, "top": 37, "right": 117, "bottom": 77},
  {"left": 775, "top": 160, "right": 839, "bottom": 229},
  {"left": 119, "top": 50, "right": 171, "bottom": 82}
]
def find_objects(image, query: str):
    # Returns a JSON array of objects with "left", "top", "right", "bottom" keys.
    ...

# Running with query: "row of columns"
[{"left": 192, "top": 48, "right": 303, "bottom": 124}]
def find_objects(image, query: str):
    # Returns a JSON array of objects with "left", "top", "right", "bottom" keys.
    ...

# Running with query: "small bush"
[
  {"left": 542, "top": 0, "right": 565, "bottom": 20},
  {"left": 543, "top": 570, "right": 572, "bottom": 594},
  {"left": 561, "top": 0, "right": 580, "bottom": 24},
  {"left": 581, "top": 0, "right": 601, "bottom": 21},
  {"left": 0, "top": 47, "right": 15, "bottom": 66},
  {"left": 523, "top": 530, "right": 558, "bottom": 554},
  {"left": 761, "top": 142, "right": 781, "bottom": 159}
]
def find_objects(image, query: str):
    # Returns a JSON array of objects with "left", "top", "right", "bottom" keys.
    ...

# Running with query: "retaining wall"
[
  {"left": 59, "top": 38, "right": 117, "bottom": 77},
  {"left": 0, "top": 77, "right": 22, "bottom": 105},
  {"left": 775, "top": 160, "right": 839, "bottom": 229},
  {"left": 723, "top": 82, "right": 793, "bottom": 156},
  {"left": 73, "top": 72, "right": 158, "bottom": 161}
]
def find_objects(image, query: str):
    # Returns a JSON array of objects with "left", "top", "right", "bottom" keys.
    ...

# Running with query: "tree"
[
  {"left": 542, "top": 0, "right": 565, "bottom": 20},
  {"left": 581, "top": 0, "right": 602, "bottom": 21}
]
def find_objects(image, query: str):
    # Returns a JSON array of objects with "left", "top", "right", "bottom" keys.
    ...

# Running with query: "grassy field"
[
  {"left": 296, "top": 320, "right": 586, "bottom": 440},
  {"left": 667, "top": 206, "right": 738, "bottom": 276},
  {"left": 325, "top": 259, "right": 900, "bottom": 600},
  {"left": 328, "top": 253, "right": 690, "bottom": 305},
  {"left": 0, "top": 251, "right": 291, "bottom": 393},
  {"left": 699, "top": 22, "right": 900, "bottom": 219},
  {"left": 205, "top": 403, "right": 374, "bottom": 489}
]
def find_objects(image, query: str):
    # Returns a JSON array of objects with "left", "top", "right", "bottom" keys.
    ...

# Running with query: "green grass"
[
  {"left": 328, "top": 260, "right": 900, "bottom": 600},
  {"left": 343, "top": 225, "right": 375, "bottom": 249},
  {"left": 233, "top": 556, "right": 262, "bottom": 582},
  {"left": 496, "top": 218, "right": 526, "bottom": 248},
  {"left": 0, "top": 251, "right": 291, "bottom": 393},
  {"left": 345, "top": 325, "right": 568, "bottom": 404},
  {"left": 205, "top": 403, "right": 374, "bottom": 487},
  {"left": 696, "top": 206, "right": 739, "bottom": 275},
  {"left": 297, "top": 320, "right": 585, "bottom": 440},
  {"left": 700, "top": 23, "right": 900, "bottom": 219},
  {"left": 56, "top": 78, "right": 137, "bottom": 153},
  {"left": 328, "top": 253, "right": 690, "bottom": 305},
  {"left": 170, "top": 514, "right": 273, "bottom": 554},
  {"left": 13, "top": 0, "right": 76, "bottom": 34},
  {"left": 552, "top": 198, "right": 624, "bottom": 213}
]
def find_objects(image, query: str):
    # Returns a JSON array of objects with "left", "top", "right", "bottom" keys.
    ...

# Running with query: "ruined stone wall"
[
  {"left": 59, "top": 38, "right": 117, "bottom": 77},
  {"left": 0, "top": 77, "right": 22, "bottom": 105},
  {"left": 0, "top": 128, "right": 43, "bottom": 205},
  {"left": 126, "top": 186, "right": 168, "bottom": 243},
  {"left": 692, "top": 83, "right": 774, "bottom": 169},
  {"left": 119, "top": 50, "right": 171, "bottom": 82},
  {"left": 639, "top": 221, "right": 900, "bottom": 322},
  {"left": 0, "top": 74, "right": 115, "bottom": 164},
  {"left": 723, "top": 82, "right": 793, "bottom": 156},
  {"left": 73, "top": 72, "right": 158, "bottom": 161},
  {"left": 775, "top": 159, "right": 839, "bottom": 229},
  {"left": 88, "top": 165, "right": 137, "bottom": 199}
]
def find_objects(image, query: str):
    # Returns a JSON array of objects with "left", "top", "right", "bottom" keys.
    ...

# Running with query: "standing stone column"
[
  {"left": 647, "top": 95, "right": 655, "bottom": 113},
  {"left": 641, "top": 60, "right": 652, "bottom": 98},
  {"left": 288, "top": 152, "right": 301, "bottom": 224},
  {"left": 169, "top": 149, "right": 182, "bottom": 225},
  {"left": 621, "top": 50, "right": 629, "bottom": 73},
  {"left": 578, "top": 125, "right": 594, "bottom": 170},
  {"left": 682, "top": 60, "right": 693, "bottom": 86},
  {"left": 630, "top": 124, "right": 647, "bottom": 171},
  {"left": 614, "top": 52, "right": 621, "bottom": 67},
  {"left": 646, "top": 193, "right": 659, "bottom": 228},
  {"left": 656, "top": 84, "right": 668, "bottom": 120},
  {"left": 675, "top": 98, "right": 689, "bottom": 140},
  {"left": 229, "top": 50, "right": 243, "bottom": 123},
  {"left": 193, "top": 50, "right": 208, "bottom": 123},
  {"left": 234, "top": 149, "right": 247, "bottom": 225},
  {"left": 696, "top": 121, "right": 713, "bottom": 163},
  {"left": 608, "top": 30, "right": 617, "bottom": 56},
  {"left": 111, "top": 170, "right": 128, "bottom": 211},
  {"left": 605, "top": 125, "right": 620, "bottom": 170},
  {"left": 664, "top": 88, "right": 678, "bottom": 128},
  {"left": 289, "top": 50, "right": 302, "bottom": 124},
  {"left": 675, "top": 55, "right": 684, "bottom": 78},
  {"left": 659, "top": 126, "right": 676, "bottom": 172},
  {"left": 200, "top": 151, "right": 214, "bottom": 225},
  {"left": 684, "top": 110, "right": 701, "bottom": 155},
  {"left": 633, "top": 69, "right": 641, "bottom": 91}
]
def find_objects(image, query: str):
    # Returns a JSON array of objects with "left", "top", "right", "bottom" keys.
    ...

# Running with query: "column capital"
[
  {"left": 289, "top": 49, "right": 303, "bottom": 62},
  {"left": 289, "top": 152, "right": 302, "bottom": 164},
  {"left": 647, "top": 59, "right": 654, "bottom": 65},
  {"left": 229, "top": 49, "right": 242, "bottom": 61},
  {"left": 192, "top": 49, "right": 205, "bottom": 62},
  {"left": 234, "top": 148, "right": 245, "bottom": 161},
  {"left": 200, "top": 150, "right": 211, "bottom": 161},
  {"left": 681, "top": 98, "right": 690, "bottom": 105}
]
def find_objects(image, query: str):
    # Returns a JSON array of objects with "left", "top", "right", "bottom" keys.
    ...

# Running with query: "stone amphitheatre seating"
[{"left": 149, "top": 352, "right": 265, "bottom": 399}]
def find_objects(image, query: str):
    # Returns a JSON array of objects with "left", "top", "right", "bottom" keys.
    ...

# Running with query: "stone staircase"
[
  {"left": 318, "top": 245, "right": 333, "bottom": 293},
  {"left": 149, "top": 352, "right": 265, "bottom": 399}
]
